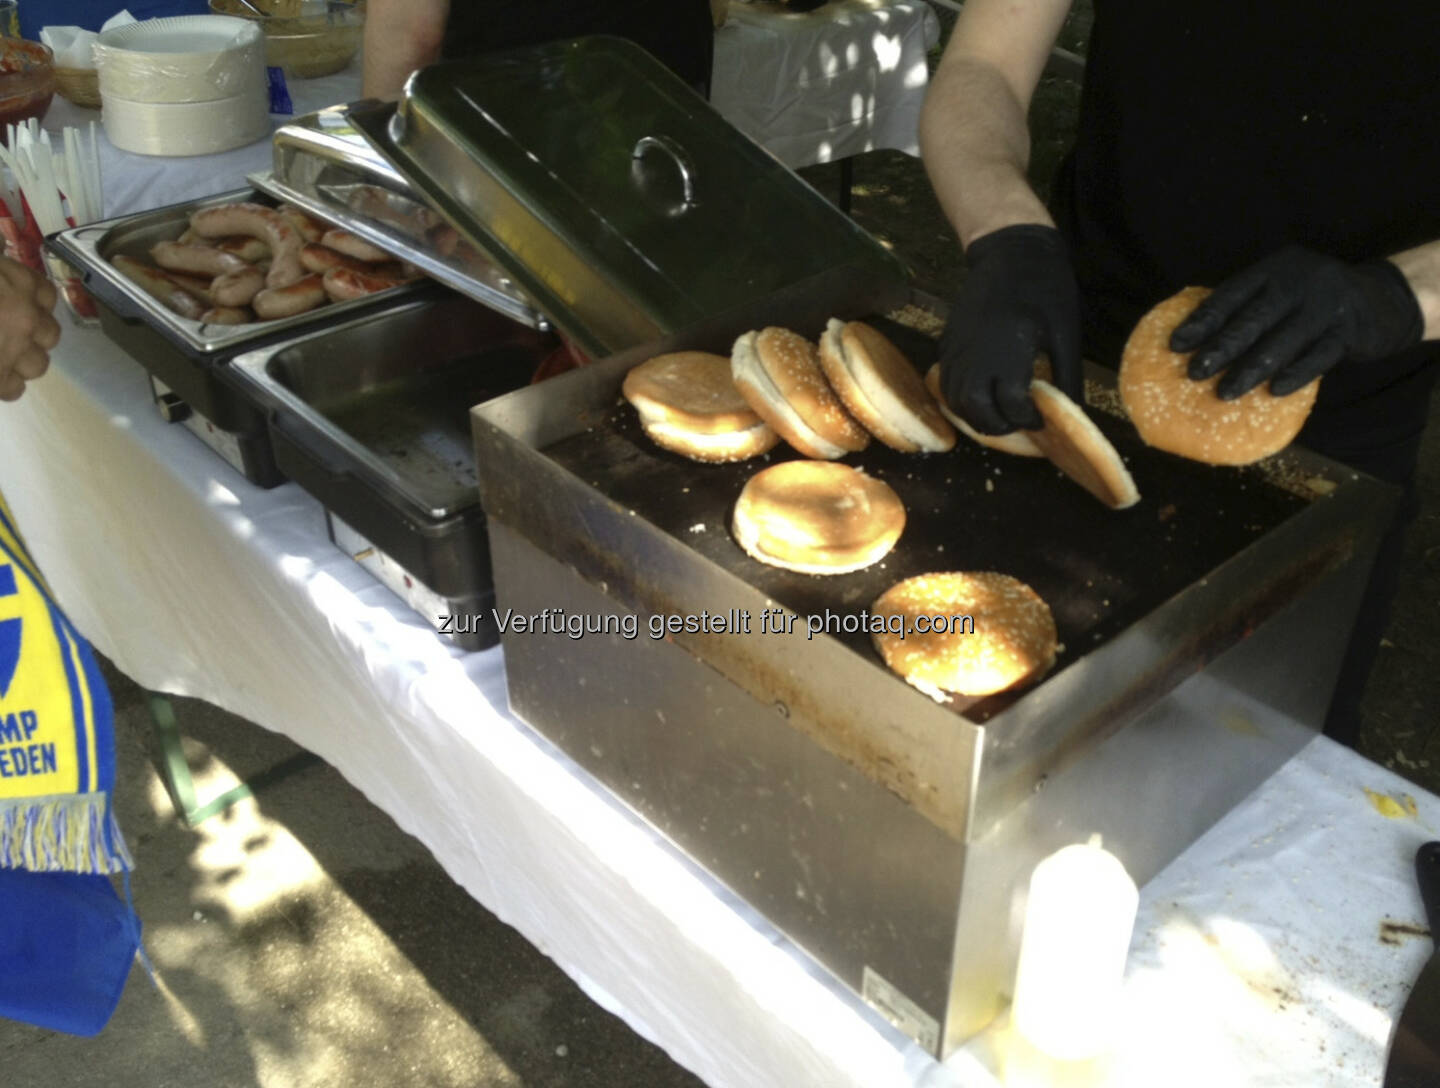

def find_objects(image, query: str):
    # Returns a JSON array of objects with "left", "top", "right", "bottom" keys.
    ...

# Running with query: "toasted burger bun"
[
  {"left": 872, "top": 572, "right": 1057, "bottom": 699},
  {"left": 1119, "top": 286, "right": 1320, "bottom": 466},
  {"left": 1028, "top": 380, "right": 1140, "bottom": 510},
  {"left": 923, "top": 364, "right": 1045, "bottom": 458},
  {"left": 641, "top": 419, "right": 781, "bottom": 462},
  {"left": 624, "top": 351, "right": 768, "bottom": 435},
  {"left": 732, "top": 460, "right": 905, "bottom": 575},
  {"left": 732, "top": 327, "right": 870, "bottom": 460},
  {"left": 624, "top": 350, "right": 780, "bottom": 462},
  {"left": 818, "top": 319, "right": 956, "bottom": 453}
]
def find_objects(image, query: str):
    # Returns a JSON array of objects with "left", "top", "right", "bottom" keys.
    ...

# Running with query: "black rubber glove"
[
  {"left": 938, "top": 224, "right": 1082, "bottom": 433},
  {"left": 1171, "top": 245, "right": 1424, "bottom": 400}
]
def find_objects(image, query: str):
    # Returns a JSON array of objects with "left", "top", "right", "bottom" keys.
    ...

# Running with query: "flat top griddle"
[{"left": 543, "top": 319, "right": 1311, "bottom": 720}]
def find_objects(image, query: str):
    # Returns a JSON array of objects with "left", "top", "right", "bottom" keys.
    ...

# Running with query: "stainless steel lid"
[
  {"left": 252, "top": 104, "right": 548, "bottom": 330},
  {"left": 350, "top": 36, "right": 910, "bottom": 360}
]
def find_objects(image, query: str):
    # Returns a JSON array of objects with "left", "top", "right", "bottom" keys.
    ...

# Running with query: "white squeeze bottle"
[{"left": 1004, "top": 834, "right": 1138, "bottom": 1086}]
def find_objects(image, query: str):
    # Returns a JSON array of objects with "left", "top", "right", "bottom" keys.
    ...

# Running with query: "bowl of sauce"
[{"left": 0, "top": 40, "right": 56, "bottom": 141}]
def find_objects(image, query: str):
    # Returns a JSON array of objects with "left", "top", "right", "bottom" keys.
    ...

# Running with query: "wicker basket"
[{"left": 54, "top": 67, "right": 101, "bottom": 109}]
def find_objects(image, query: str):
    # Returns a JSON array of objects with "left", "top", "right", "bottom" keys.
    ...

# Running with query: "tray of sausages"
[
  {"left": 48, "top": 187, "right": 441, "bottom": 355},
  {"left": 47, "top": 188, "right": 449, "bottom": 488}
]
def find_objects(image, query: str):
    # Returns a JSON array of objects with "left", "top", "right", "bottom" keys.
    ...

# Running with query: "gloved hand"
[
  {"left": 938, "top": 224, "right": 1081, "bottom": 433},
  {"left": 0, "top": 257, "right": 60, "bottom": 403},
  {"left": 1171, "top": 245, "right": 1424, "bottom": 399}
]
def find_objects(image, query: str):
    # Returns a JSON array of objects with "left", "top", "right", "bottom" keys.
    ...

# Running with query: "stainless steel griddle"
[{"left": 473, "top": 303, "right": 1396, "bottom": 1056}]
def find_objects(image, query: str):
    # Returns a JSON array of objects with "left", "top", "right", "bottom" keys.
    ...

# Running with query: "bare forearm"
[
  {"left": 362, "top": 0, "right": 449, "bottom": 100},
  {"left": 919, "top": 0, "right": 1072, "bottom": 249},
  {"left": 1389, "top": 240, "right": 1440, "bottom": 340},
  {"left": 920, "top": 59, "right": 1052, "bottom": 247}
]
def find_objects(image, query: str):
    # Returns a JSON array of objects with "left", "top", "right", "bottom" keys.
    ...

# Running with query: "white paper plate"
[
  {"left": 95, "top": 16, "right": 266, "bottom": 104},
  {"left": 102, "top": 90, "right": 271, "bottom": 157}
]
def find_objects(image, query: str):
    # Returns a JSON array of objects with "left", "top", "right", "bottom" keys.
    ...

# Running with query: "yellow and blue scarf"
[
  {"left": 0, "top": 492, "right": 130, "bottom": 875},
  {"left": 0, "top": 491, "right": 141, "bottom": 1036}
]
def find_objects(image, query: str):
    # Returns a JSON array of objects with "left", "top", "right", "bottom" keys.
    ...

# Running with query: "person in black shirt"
[
  {"left": 363, "top": 0, "right": 715, "bottom": 100},
  {"left": 919, "top": 0, "right": 1440, "bottom": 746}
]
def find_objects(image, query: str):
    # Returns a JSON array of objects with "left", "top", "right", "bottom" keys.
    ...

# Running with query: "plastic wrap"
[
  {"left": 94, "top": 14, "right": 266, "bottom": 104},
  {"left": 101, "top": 91, "right": 269, "bottom": 156},
  {"left": 40, "top": 10, "right": 138, "bottom": 71}
]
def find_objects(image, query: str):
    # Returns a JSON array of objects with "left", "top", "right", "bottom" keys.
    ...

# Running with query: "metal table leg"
[{"left": 147, "top": 693, "right": 321, "bottom": 827}]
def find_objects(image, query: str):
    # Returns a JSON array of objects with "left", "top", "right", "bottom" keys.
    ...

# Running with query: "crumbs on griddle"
[
  {"left": 1247, "top": 452, "right": 1331, "bottom": 501},
  {"left": 884, "top": 304, "right": 945, "bottom": 338},
  {"left": 1084, "top": 379, "right": 1127, "bottom": 419}
]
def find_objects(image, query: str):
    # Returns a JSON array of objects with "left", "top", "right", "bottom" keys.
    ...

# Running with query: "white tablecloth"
[
  {"left": 1, "top": 310, "right": 1436, "bottom": 1088},
  {"left": 710, "top": 0, "right": 941, "bottom": 168}
]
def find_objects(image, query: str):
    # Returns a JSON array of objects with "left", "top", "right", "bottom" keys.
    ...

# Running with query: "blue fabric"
[
  {"left": 0, "top": 869, "right": 141, "bottom": 1036},
  {"left": 21, "top": 1, "right": 208, "bottom": 38}
]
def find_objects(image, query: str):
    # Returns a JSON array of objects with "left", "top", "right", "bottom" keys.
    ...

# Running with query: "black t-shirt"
[
  {"left": 442, "top": 0, "right": 715, "bottom": 93},
  {"left": 1051, "top": 2, "right": 1440, "bottom": 365}
]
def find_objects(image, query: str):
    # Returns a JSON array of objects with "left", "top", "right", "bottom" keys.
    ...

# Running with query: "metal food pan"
[
  {"left": 232, "top": 294, "right": 555, "bottom": 598},
  {"left": 54, "top": 188, "right": 428, "bottom": 357}
]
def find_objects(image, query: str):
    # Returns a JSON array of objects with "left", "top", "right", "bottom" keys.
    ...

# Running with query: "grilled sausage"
[
  {"left": 429, "top": 225, "right": 460, "bottom": 258},
  {"left": 320, "top": 265, "right": 411, "bottom": 302},
  {"left": 113, "top": 255, "right": 207, "bottom": 320},
  {"left": 345, "top": 183, "right": 443, "bottom": 239},
  {"left": 278, "top": 204, "right": 326, "bottom": 243},
  {"left": 252, "top": 274, "right": 326, "bottom": 319},
  {"left": 299, "top": 243, "right": 407, "bottom": 277},
  {"left": 211, "top": 265, "right": 265, "bottom": 307},
  {"left": 318, "top": 229, "right": 391, "bottom": 263},
  {"left": 159, "top": 270, "right": 214, "bottom": 305},
  {"left": 151, "top": 240, "right": 248, "bottom": 278},
  {"left": 214, "top": 235, "right": 270, "bottom": 262},
  {"left": 200, "top": 306, "right": 253, "bottom": 325},
  {"left": 189, "top": 203, "right": 305, "bottom": 288}
]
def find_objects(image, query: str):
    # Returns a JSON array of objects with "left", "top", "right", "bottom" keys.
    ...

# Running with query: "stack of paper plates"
[{"left": 95, "top": 15, "right": 269, "bottom": 156}]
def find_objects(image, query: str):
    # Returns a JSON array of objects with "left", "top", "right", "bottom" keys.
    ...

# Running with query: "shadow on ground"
[{"left": 0, "top": 663, "right": 705, "bottom": 1088}]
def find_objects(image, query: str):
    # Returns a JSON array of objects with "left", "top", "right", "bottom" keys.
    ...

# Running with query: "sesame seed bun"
[
  {"left": 871, "top": 572, "right": 1057, "bottom": 699},
  {"left": 818, "top": 319, "right": 956, "bottom": 453},
  {"left": 731, "top": 460, "right": 905, "bottom": 574},
  {"left": 732, "top": 327, "right": 870, "bottom": 460},
  {"left": 624, "top": 351, "right": 780, "bottom": 462},
  {"left": 1027, "top": 380, "right": 1140, "bottom": 510},
  {"left": 923, "top": 364, "right": 1045, "bottom": 458},
  {"left": 1119, "top": 286, "right": 1320, "bottom": 466},
  {"left": 624, "top": 351, "right": 770, "bottom": 434}
]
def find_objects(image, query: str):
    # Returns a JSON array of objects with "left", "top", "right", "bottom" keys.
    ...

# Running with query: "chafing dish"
[{"left": 49, "top": 188, "right": 433, "bottom": 486}]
